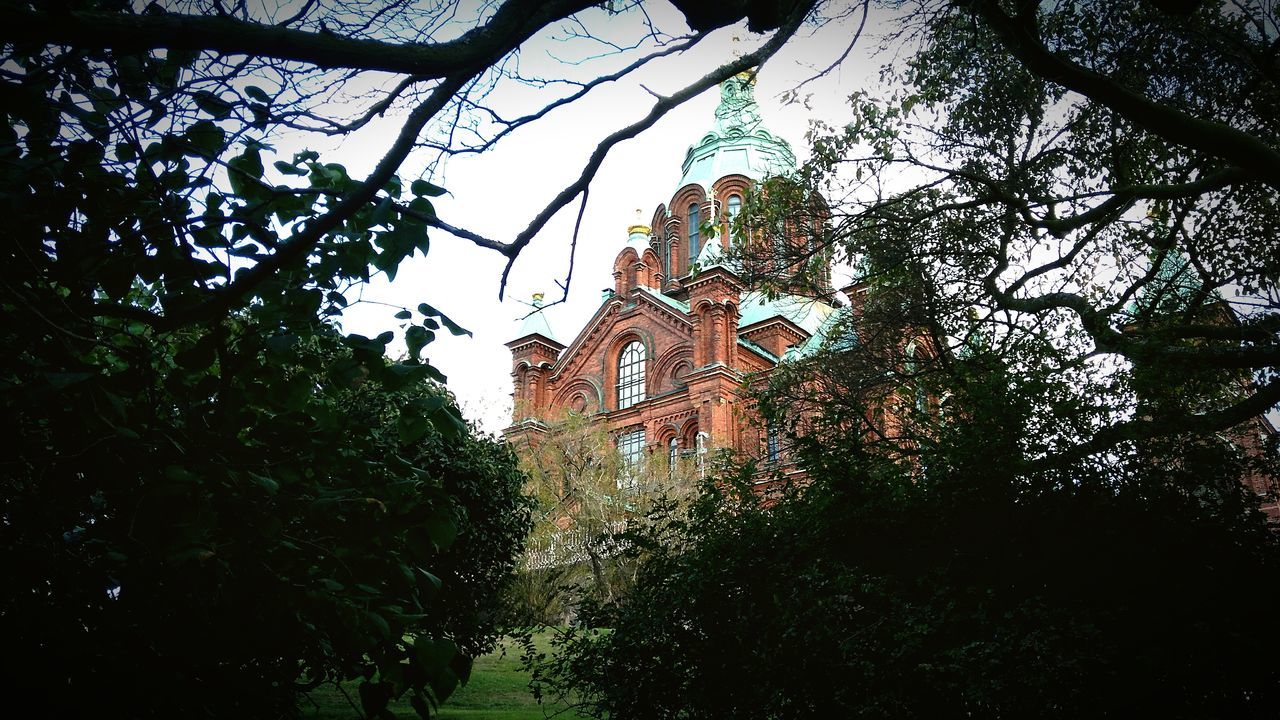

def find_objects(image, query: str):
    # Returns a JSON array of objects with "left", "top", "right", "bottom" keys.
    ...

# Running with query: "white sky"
[{"left": 311, "top": 3, "right": 892, "bottom": 434}]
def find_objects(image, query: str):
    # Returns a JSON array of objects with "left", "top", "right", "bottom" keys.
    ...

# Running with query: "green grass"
[{"left": 299, "top": 632, "right": 592, "bottom": 720}]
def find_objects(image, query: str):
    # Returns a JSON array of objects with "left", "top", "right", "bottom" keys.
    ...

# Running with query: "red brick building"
[
  {"left": 503, "top": 74, "right": 1279, "bottom": 523},
  {"left": 504, "top": 72, "right": 840, "bottom": 472}
]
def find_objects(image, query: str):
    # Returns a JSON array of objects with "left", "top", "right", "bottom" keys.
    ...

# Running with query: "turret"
[
  {"left": 612, "top": 210, "right": 661, "bottom": 296},
  {"left": 506, "top": 293, "right": 564, "bottom": 424}
]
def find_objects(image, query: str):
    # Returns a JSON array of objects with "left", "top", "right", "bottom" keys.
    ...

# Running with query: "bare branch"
[
  {"left": 495, "top": 8, "right": 813, "bottom": 299},
  {"left": 6, "top": 0, "right": 597, "bottom": 78}
]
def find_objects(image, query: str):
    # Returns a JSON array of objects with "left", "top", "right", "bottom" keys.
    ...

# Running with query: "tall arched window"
[
  {"left": 725, "top": 194, "right": 742, "bottom": 246},
  {"left": 687, "top": 202, "right": 700, "bottom": 266},
  {"left": 617, "top": 341, "right": 646, "bottom": 409}
]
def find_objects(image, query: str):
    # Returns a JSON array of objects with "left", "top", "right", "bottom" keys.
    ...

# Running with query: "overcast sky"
[{"left": 306, "top": 3, "right": 890, "bottom": 433}]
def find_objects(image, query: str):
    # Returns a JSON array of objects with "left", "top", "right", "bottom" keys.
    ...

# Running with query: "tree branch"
[
  {"left": 495, "top": 5, "right": 812, "bottom": 299},
  {"left": 967, "top": 0, "right": 1280, "bottom": 189},
  {"left": 6, "top": 0, "right": 598, "bottom": 78}
]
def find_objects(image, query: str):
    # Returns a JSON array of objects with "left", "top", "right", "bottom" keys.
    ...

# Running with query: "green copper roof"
[
  {"left": 678, "top": 73, "right": 795, "bottom": 189},
  {"left": 1133, "top": 249, "right": 1206, "bottom": 316},
  {"left": 514, "top": 295, "right": 560, "bottom": 344},
  {"left": 785, "top": 306, "right": 856, "bottom": 360},
  {"left": 738, "top": 290, "right": 836, "bottom": 335},
  {"left": 636, "top": 286, "right": 690, "bottom": 314},
  {"left": 694, "top": 234, "right": 731, "bottom": 272}
]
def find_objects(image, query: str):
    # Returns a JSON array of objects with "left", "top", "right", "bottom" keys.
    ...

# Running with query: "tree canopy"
[
  {"left": 0, "top": 0, "right": 825, "bottom": 717},
  {"left": 740, "top": 0, "right": 1279, "bottom": 465}
]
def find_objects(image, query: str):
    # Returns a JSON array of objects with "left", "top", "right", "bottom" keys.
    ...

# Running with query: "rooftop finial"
[
  {"left": 627, "top": 209, "right": 651, "bottom": 246},
  {"left": 531, "top": 292, "right": 544, "bottom": 308}
]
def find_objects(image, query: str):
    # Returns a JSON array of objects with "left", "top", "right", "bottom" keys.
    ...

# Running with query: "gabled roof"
[
  {"left": 738, "top": 336, "right": 778, "bottom": 363},
  {"left": 547, "top": 290, "right": 693, "bottom": 382},
  {"left": 637, "top": 286, "right": 690, "bottom": 315}
]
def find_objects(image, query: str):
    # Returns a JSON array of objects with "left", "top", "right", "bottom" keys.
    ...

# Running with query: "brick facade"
[{"left": 503, "top": 73, "right": 1278, "bottom": 523}]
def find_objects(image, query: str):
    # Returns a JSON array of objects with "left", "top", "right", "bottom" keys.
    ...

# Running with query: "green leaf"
[
  {"left": 414, "top": 636, "right": 457, "bottom": 675},
  {"left": 366, "top": 611, "right": 391, "bottom": 640},
  {"left": 227, "top": 146, "right": 264, "bottom": 197},
  {"left": 398, "top": 411, "right": 433, "bottom": 445},
  {"left": 450, "top": 653, "right": 474, "bottom": 687},
  {"left": 264, "top": 333, "right": 298, "bottom": 357},
  {"left": 244, "top": 85, "right": 272, "bottom": 103},
  {"left": 44, "top": 371, "right": 96, "bottom": 389},
  {"left": 419, "top": 569, "right": 443, "bottom": 592},
  {"left": 371, "top": 196, "right": 396, "bottom": 226},
  {"left": 410, "top": 179, "right": 447, "bottom": 197},
  {"left": 410, "top": 692, "right": 432, "bottom": 719},
  {"left": 249, "top": 472, "right": 279, "bottom": 495},
  {"left": 405, "top": 325, "right": 434, "bottom": 361},
  {"left": 407, "top": 197, "right": 436, "bottom": 219},
  {"left": 193, "top": 90, "right": 234, "bottom": 119},
  {"left": 430, "top": 668, "right": 459, "bottom": 704},
  {"left": 394, "top": 309, "right": 412, "bottom": 320},
  {"left": 424, "top": 507, "right": 458, "bottom": 551},
  {"left": 358, "top": 682, "right": 392, "bottom": 719},
  {"left": 416, "top": 303, "right": 471, "bottom": 337},
  {"left": 183, "top": 120, "right": 225, "bottom": 155},
  {"left": 273, "top": 160, "right": 306, "bottom": 176}
]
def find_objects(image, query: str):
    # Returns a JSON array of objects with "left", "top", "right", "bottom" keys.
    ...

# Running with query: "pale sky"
[{"left": 315, "top": 3, "right": 890, "bottom": 433}]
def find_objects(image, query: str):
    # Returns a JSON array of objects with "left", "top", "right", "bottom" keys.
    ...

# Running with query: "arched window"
[
  {"left": 904, "top": 341, "right": 918, "bottom": 373},
  {"left": 725, "top": 194, "right": 742, "bottom": 245},
  {"left": 687, "top": 202, "right": 700, "bottom": 266},
  {"left": 766, "top": 424, "right": 780, "bottom": 463},
  {"left": 617, "top": 341, "right": 646, "bottom": 409},
  {"left": 668, "top": 437, "right": 679, "bottom": 480}
]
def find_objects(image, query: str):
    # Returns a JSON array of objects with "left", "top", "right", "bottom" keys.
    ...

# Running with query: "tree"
[
  {"left": 0, "top": 0, "right": 824, "bottom": 717},
  {"left": 739, "top": 0, "right": 1279, "bottom": 467},
  {"left": 508, "top": 411, "right": 698, "bottom": 623},
  {"left": 531, "top": 340, "right": 1280, "bottom": 719}
]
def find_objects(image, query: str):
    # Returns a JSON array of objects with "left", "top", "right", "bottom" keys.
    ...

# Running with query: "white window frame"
[{"left": 617, "top": 341, "right": 646, "bottom": 409}]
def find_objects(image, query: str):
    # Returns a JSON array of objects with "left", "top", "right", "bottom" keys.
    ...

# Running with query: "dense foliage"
[
  {"left": 0, "top": 4, "right": 535, "bottom": 717},
  {"left": 533, "top": 347, "right": 1280, "bottom": 718},
  {"left": 735, "top": 0, "right": 1279, "bottom": 461}
]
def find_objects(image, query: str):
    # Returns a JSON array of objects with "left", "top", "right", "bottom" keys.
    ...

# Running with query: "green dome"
[{"left": 677, "top": 73, "right": 795, "bottom": 189}]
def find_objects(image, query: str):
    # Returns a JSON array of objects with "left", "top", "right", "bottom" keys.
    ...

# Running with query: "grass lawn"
[{"left": 299, "top": 632, "right": 592, "bottom": 720}]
